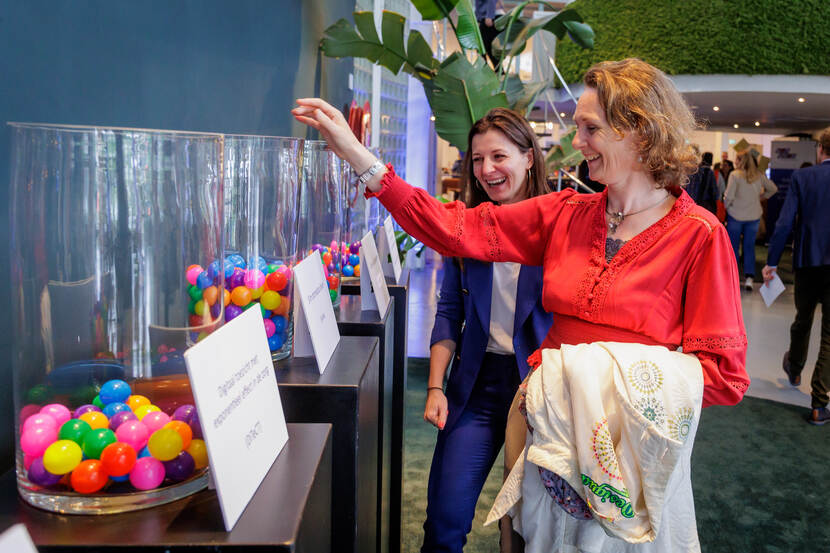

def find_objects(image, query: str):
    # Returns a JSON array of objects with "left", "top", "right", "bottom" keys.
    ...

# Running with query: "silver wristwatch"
[{"left": 357, "top": 159, "right": 385, "bottom": 186}]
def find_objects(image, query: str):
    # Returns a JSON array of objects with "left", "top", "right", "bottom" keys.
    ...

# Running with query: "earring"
[
  {"left": 527, "top": 168, "right": 532, "bottom": 183},
  {"left": 637, "top": 155, "right": 643, "bottom": 163}
]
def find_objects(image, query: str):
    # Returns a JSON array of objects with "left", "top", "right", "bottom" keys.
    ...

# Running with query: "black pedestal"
[
  {"left": 275, "top": 336, "right": 379, "bottom": 553},
  {"left": 342, "top": 271, "right": 408, "bottom": 553},
  {"left": 0, "top": 423, "right": 332, "bottom": 552}
]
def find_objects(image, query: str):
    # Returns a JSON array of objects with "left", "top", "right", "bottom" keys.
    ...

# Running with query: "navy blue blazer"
[
  {"left": 430, "top": 257, "right": 552, "bottom": 434},
  {"left": 768, "top": 159, "right": 830, "bottom": 269}
]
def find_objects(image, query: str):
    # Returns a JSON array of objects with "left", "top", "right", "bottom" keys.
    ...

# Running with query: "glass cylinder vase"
[
  {"left": 223, "top": 135, "right": 302, "bottom": 360},
  {"left": 9, "top": 123, "right": 224, "bottom": 514}
]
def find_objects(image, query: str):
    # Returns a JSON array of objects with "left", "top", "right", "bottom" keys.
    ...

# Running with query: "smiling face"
[
  {"left": 470, "top": 129, "right": 533, "bottom": 205},
  {"left": 572, "top": 87, "right": 642, "bottom": 187}
]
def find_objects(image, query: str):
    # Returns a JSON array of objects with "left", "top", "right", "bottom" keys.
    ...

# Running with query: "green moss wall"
[{"left": 557, "top": 0, "right": 830, "bottom": 83}]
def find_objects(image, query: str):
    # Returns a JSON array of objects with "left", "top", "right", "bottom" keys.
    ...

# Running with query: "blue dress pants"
[
  {"left": 421, "top": 352, "right": 520, "bottom": 553},
  {"left": 726, "top": 215, "right": 760, "bottom": 277}
]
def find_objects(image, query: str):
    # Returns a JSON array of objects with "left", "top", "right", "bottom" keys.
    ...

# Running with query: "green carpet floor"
[{"left": 403, "top": 357, "right": 830, "bottom": 553}]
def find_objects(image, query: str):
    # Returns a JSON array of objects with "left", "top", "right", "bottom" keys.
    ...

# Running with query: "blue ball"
[
  {"left": 268, "top": 334, "right": 285, "bottom": 351},
  {"left": 227, "top": 254, "right": 246, "bottom": 269},
  {"left": 196, "top": 271, "right": 213, "bottom": 290},
  {"left": 138, "top": 446, "right": 151, "bottom": 458},
  {"left": 206, "top": 260, "right": 222, "bottom": 281},
  {"left": 349, "top": 254, "right": 360, "bottom": 267},
  {"left": 248, "top": 256, "right": 267, "bottom": 272},
  {"left": 343, "top": 264, "right": 355, "bottom": 277},
  {"left": 99, "top": 379, "right": 131, "bottom": 405},
  {"left": 223, "top": 259, "right": 235, "bottom": 279},
  {"left": 272, "top": 315, "right": 287, "bottom": 334},
  {"left": 102, "top": 401, "right": 130, "bottom": 418},
  {"left": 110, "top": 473, "right": 130, "bottom": 482}
]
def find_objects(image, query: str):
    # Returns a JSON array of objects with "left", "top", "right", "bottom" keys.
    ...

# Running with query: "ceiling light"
[
  {"left": 755, "top": 121, "right": 760, "bottom": 127},
  {"left": 429, "top": 115, "right": 435, "bottom": 121},
  {"left": 530, "top": 122, "right": 537, "bottom": 130},
  {"left": 712, "top": 106, "right": 720, "bottom": 111},
  {"left": 798, "top": 97, "right": 806, "bottom": 103},
  {"left": 733, "top": 124, "right": 739, "bottom": 129},
  {"left": 559, "top": 112, "right": 566, "bottom": 117}
]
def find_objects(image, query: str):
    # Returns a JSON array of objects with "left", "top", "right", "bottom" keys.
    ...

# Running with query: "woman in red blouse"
[{"left": 293, "top": 58, "right": 749, "bottom": 409}]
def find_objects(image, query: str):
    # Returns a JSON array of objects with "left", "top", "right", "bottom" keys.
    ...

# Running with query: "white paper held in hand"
[
  {"left": 292, "top": 250, "right": 341, "bottom": 373},
  {"left": 183, "top": 306, "right": 288, "bottom": 531},
  {"left": 359, "top": 231, "right": 391, "bottom": 317},
  {"left": 760, "top": 272, "right": 786, "bottom": 307}
]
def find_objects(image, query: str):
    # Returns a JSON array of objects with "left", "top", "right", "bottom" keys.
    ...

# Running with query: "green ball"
[
  {"left": 59, "top": 419, "right": 92, "bottom": 445},
  {"left": 243, "top": 302, "right": 256, "bottom": 310},
  {"left": 260, "top": 304, "right": 271, "bottom": 318},
  {"left": 266, "top": 263, "right": 280, "bottom": 274},
  {"left": 70, "top": 384, "right": 99, "bottom": 406},
  {"left": 188, "top": 298, "right": 198, "bottom": 315},
  {"left": 82, "top": 428, "right": 116, "bottom": 459},
  {"left": 92, "top": 395, "right": 105, "bottom": 409},
  {"left": 25, "top": 384, "right": 52, "bottom": 404},
  {"left": 188, "top": 284, "right": 203, "bottom": 301},
  {"left": 329, "top": 289, "right": 338, "bottom": 302}
]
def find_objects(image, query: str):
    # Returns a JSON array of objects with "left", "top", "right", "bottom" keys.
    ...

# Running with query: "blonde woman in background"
[{"left": 724, "top": 149, "right": 777, "bottom": 290}]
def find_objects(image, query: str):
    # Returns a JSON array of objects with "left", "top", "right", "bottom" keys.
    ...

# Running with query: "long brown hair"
[{"left": 461, "top": 108, "right": 549, "bottom": 208}]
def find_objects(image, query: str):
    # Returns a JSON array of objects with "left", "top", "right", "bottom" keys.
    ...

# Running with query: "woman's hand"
[
  {"left": 292, "top": 98, "right": 382, "bottom": 187},
  {"left": 424, "top": 388, "right": 449, "bottom": 430}
]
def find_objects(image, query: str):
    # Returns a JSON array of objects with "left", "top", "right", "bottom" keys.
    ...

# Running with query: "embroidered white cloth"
[{"left": 486, "top": 342, "right": 704, "bottom": 552}]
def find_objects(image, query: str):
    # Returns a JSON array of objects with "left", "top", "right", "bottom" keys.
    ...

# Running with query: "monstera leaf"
[
  {"left": 503, "top": 75, "right": 557, "bottom": 117},
  {"left": 410, "top": 0, "right": 485, "bottom": 53},
  {"left": 546, "top": 128, "right": 584, "bottom": 170}
]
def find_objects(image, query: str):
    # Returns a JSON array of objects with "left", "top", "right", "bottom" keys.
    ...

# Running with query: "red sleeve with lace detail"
[
  {"left": 366, "top": 164, "right": 574, "bottom": 266},
  {"left": 681, "top": 223, "right": 749, "bottom": 407}
]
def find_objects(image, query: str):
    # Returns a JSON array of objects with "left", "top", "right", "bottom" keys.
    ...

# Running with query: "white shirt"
[{"left": 486, "top": 262, "right": 520, "bottom": 354}]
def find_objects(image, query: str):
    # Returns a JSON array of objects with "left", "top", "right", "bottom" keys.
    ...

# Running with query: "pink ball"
[
  {"left": 40, "top": 404, "right": 71, "bottom": 427},
  {"left": 116, "top": 420, "right": 150, "bottom": 452},
  {"left": 20, "top": 426, "right": 58, "bottom": 457},
  {"left": 23, "top": 453, "right": 36, "bottom": 471},
  {"left": 19, "top": 404, "right": 41, "bottom": 424},
  {"left": 263, "top": 318, "right": 276, "bottom": 338},
  {"left": 275, "top": 265, "right": 291, "bottom": 281},
  {"left": 186, "top": 265, "right": 203, "bottom": 286},
  {"left": 129, "top": 457, "right": 165, "bottom": 490},
  {"left": 22, "top": 413, "right": 57, "bottom": 434},
  {"left": 330, "top": 240, "right": 338, "bottom": 251},
  {"left": 244, "top": 269, "right": 266, "bottom": 290},
  {"left": 142, "top": 411, "right": 171, "bottom": 434}
]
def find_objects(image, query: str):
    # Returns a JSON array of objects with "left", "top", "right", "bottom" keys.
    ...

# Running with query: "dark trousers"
[
  {"left": 725, "top": 215, "right": 760, "bottom": 277},
  {"left": 422, "top": 352, "right": 520, "bottom": 553},
  {"left": 789, "top": 265, "right": 830, "bottom": 408},
  {"left": 478, "top": 20, "right": 500, "bottom": 67}
]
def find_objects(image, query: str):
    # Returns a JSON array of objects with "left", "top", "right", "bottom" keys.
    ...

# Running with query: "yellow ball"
[
  {"left": 79, "top": 411, "right": 109, "bottom": 430},
  {"left": 186, "top": 439, "right": 209, "bottom": 469},
  {"left": 260, "top": 290, "right": 281, "bottom": 311},
  {"left": 134, "top": 404, "right": 161, "bottom": 420},
  {"left": 42, "top": 439, "right": 83, "bottom": 475},
  {"left": 147, "top": 428, "right": 183, "bottom": 461},
  {"left": 194, "top": 299, "right": 207, "bottom": 316},
  {"left": 250, "top": 285, "right": 265, "bottom": 300}
]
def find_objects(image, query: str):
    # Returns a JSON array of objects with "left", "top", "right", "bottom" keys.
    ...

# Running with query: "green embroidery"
[
  {"left": 581, "top": 474, "right": 635, "bottom": 519},
  {"left": 668, "top": 407, "right": 695, "bottom": 442},
  {"left": 626, "top": 360, "right": 664, "bottom": 395}
]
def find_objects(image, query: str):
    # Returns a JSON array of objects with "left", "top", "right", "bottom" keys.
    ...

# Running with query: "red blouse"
[{"left": 370, "top": 166, "right": 749, "bottom": 407}]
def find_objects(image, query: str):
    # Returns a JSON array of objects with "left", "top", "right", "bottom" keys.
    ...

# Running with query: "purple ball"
[
  {"left": 311, "top": 243, "right": 323, "bottom": 252},
  {"left": 209, "top": 302, "right": 222, "bottom": 319},
  {"left": 327, "top": 263, "right": 336, "bottom": 274},
  {"left": 227, "top": 268, "right": 246, "bottom": 289},
  {"left": 109, "top": 410, "right": 138, "bottom": 431},
  {"left": 163, "top": 451, "right": 196, "bottom": 482},
  {"left": 172, "top": 404, "right": 196, "bottom": 426},
  {"left": 73, "top": 404, "right": 101, "bottom": 418},
  {"left": 350, "top": 242, "right": 360, "bottom": 255},
  {"left": 225, "top": 304, "right": 243, "bottom": 322},
  {"left": 189, "top": 409, "right": 203, "bottom": 439},
  {"left": 28, "top": 457, "right": 62, "bottom": 487}
]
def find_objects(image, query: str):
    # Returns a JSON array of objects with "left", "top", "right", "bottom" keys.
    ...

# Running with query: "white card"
[
  {"left": 183, "top": 306, "right": 289, "bottom": 531},
  {"left": 359, "top": 231, "right": 390, "bottom": 317},
  {"left": 0, "top": 525, "right": 38, "bottom": 553},
  {"left": 378, "top": 215, "right": 402, "bottom": 282},
  {"left": 760, "top": 272, "right": 786, "bottom": 307},
  {"left": 291, "top": 251, "right": 340, "bottom": 373}
]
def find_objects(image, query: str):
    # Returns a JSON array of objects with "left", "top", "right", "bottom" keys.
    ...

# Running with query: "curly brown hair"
[
  {"left": 818, "top": 127, "right": 830, "bottom": 156},
  {"left": 583, "top": 59, "right": 699, "bottom": 188}
]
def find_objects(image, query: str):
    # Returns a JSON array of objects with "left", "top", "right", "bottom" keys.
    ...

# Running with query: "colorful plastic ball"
[
  {"left": 79, "top": 411, "right": 109, "bottom": 430},
  {"left": 130, "top": 457, "right": 165, "bottom": 490},
  {"left": 266, "top": 263, "right": 280, "bottom": 274},
  {"left": 25, "top": 384, "right": 52, "bottom": 404},
  {"left": 189, "top": 313, "right": 204, "bottom": 327},
  {"left": 23, "top": 453, "right": 35, "bottom": 471},
  {"left": 100, "top": 379, "right": 132, "bottom": 405},
  {"left": 260, "top": 290, "right": 281, "bottom": 311},
  {"left": 142, "top": 411, "right": 171, "bottom": 434},
  {"left": 349, "top": 254, "right": 360, "bottom": 267},
  {"left": 42, "top": 439, "right": 83, "bottom": 474},
  {"left": 196, "top": 271, "right": 213, "bottom": 290},
  {"left": 82, "top": 428, "right": 117, "bottom": 459},
  {"left": 265, "top": 271, "right": 287, "bottom": 292},
  {"left": 134, "top": 404, "right": 160, "bottom": 421},
  {"left": 244, "top": 269, "right": 266, "bottom": 290},
  {"left": 272, "top": 315, "right": 287, "bottom": 335},
  {"left": 328, "top": 275, "right": 340, "bottom": 291},
  {"left": 263, "top": 318, "right": 276, "bottom": 338},
  {"left": 59, "top": 419, "right": 92, "bottom": 445},
  {"left": 202, "top": 285, "right": 219, "bottom": 306},
  {"left": 230, "top": 286, "right": 252, "bottom": 307},
  {"left": 186, "top": 265, "right": 203, "bottom": 286},
  {"left": 267, "top": 333, "right": 285, "bottom": 352},
  {"left": 163, "top": 451, "right": 196, "bottom": 482},
  {"left": 19, "top": 404, "right": 41, "bottom": 425},
  {"left": 186, "top": 439, "right": 209, "bottom": 469},
  {"left": 223, "top": 259, "right": 235, "bottom": 279},
  {"left": 116, "top": 420, "right": 150, "bottom": 452},
  {"left": 329, "top": 289, "right": 338, "bottom": 302},
  {"left": 20, "top": 426, "right": 58, "bottom": 457},
  {"left": 354, "top": 265, "right": 360, "bottom": 277},
  {"left": 164, "top": 421, "right": 193, "bottom": 450},
  {"left": 193, "top": 299, "right": 207, "bottom": 317},
  {"left": 248, "top": 256, "right": 267, "bottom": 272},
  {"left": 322, "top": 251, "right": 333, "bottom": 266},
  {"left": 327, "top": 263, "right": 336, "bottom": 275},
  {"left": 227, "top": 268, "right": 245, "bottom": 289},
  {"left": 73, "top": 404, "right": 101, "bottom": 418},
  {"left": 350, "top": 242, "right": 360, "bottom": 255},
  {"left": 147, "top": 428, "right": 183, "bottom": 461},
  {"left": 260, "top": 305, "right": 272, "bottom": 319},
  {"left": 71, "top": 459, "right": 108, "bottom": 494},
  {"left": 110, "top": 474, "right": 130, "bottom": 482},
  {"left": 92, "top": 395, "right": 105, "bottom": 409},
  {"left": 272, "top": 296, "right": 290, "bottom": 317},
  {"left": 100, "top": 442, "right": 137, "bottom": 477},
  {"left": 126, "top": 395, "right": 150, "bottom": 411},
  {"left": 222, "top": 288, "right": 231, "bottom": 306},
  {"left": 102, "top": 401, "right": 131, "bottom": 419},
  {"left": 225, "top": 304, "right": 243, "bottom": 322},
  {"left": 40, "top": 404, "right": 71, "bottom": 427},
  {"left": 189, "top": 410, "right": 203, "bottom": 440},
  {"left": 172, "top": 404, "right": 196, "bottom": 425},
  {"left": 108, "top": 410, "right": 137, "bottom": 431},
  {"left": 28, "top": 457, "right": 62, "bottom": 487},
  {"left": 227, "top": 254, "right": 246, "bottom": 269},
  {"left": 207, "top": 260, "right": 222, "bottom": 281},
  {"left": 22, "top": 413, "right": 58, "bottom": 434},
  {"left": 138, "top": 446, "right": 151, "bottom": 459},
  {"left": 250, "top": 285, "right": 265, "bottom": 300},
  {"left": 187, "top": 284, "right": 203, "bottom": 301},
  {"left": 343, "top": 264, "right": 354, "bottom": 277}
]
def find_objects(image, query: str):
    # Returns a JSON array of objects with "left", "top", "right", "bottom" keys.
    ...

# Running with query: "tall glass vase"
[{"left": 9, "top": 123, "right": 224, "bottom": 514}]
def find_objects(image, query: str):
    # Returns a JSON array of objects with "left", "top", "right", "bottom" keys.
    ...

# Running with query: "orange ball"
[
  {"left": 126, "top": 395, "right": 151, "bottom": 411},
  {"left": 272, "top": 296, "right": 290, "bottom": 317},
  {"left": 71, "top": 459, "right": 108, "bottom": 494},
  {"left": 230, "top": 286, "right": 252, "bottom": 307},
  {"left": 353, "top": 265, "right": 360, "bottom": 277},
  {"left": 322, "top": 251, "right": 332, "bottom": 266},
  {"left": 266, "top": 271, "right": 287, "bottom": 292},
  {"left": 164, "top": 420, "right": 193, "bottom": 450},
  {"left": 202, "top": 285, "right": 219, "bottom": 306},
  {"left": 79, "top": 411, "right": 109, "bottom": 430},
  {"left": 223, "top": 288, "right": 231, "bottom": 307}
]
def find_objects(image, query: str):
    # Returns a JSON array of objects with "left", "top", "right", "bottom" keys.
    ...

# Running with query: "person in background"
[
  {"left": 476, "top": 0, "right": 500, "bottom": 66},
  {"left": 724, "top": 148, "right": 777, "bottom": 290},
  {"left": 713, "top": 161, "right": 727, "bottom": 198},
  {"left": 763, "top": 127, "right": 830, "bottom": 426},
  {"left": 422, "top": 108, "right": 552, "bottom": 552},
  {"left": 687, "top": 151, "right": 718, "bottom": 214}
]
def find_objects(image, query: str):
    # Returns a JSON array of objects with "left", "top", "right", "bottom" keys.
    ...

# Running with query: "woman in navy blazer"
[{"left": 421, "top": 109, "right": 552, "bottom": 553}]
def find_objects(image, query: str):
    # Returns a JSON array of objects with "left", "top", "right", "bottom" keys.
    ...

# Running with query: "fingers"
[
  {"left": 295, "top": 98, "right": 345, "bottom": 124},
  {"left": 437, "top": 407, "right": 447, "bottom": 430}
]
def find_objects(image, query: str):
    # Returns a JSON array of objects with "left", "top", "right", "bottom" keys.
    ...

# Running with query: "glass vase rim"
[
  {"left": 223, "top": 133, "right": 304, "bottom": 143},
  {"left": 7, "top": 122, "right": 224, "bottom": 140}
]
